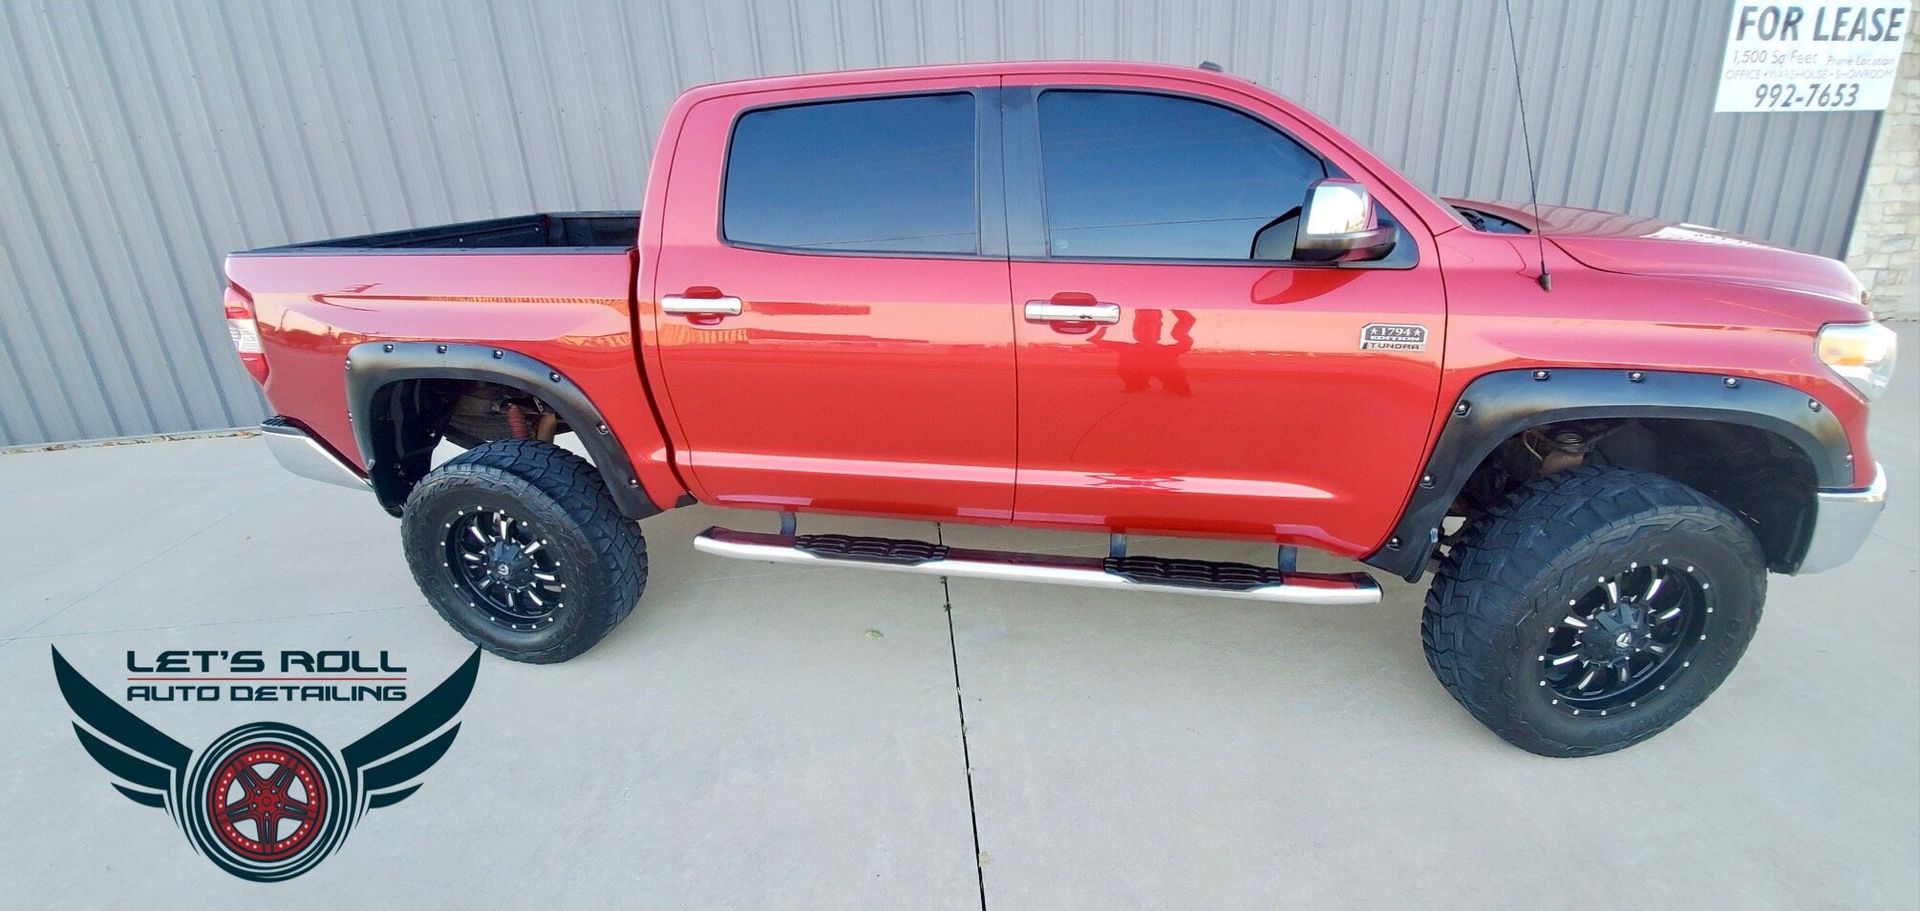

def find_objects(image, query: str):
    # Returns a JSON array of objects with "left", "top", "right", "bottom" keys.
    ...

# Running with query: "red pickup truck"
[{"left": 227, "top": 61, "right": 1893, "bottom": 756}]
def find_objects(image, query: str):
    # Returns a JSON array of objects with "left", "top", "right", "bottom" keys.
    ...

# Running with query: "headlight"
[{"left": 1818, "top": 321, "right": 1898, "bottom": 400}]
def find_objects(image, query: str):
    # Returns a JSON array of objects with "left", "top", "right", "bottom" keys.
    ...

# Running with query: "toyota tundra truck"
[{"left": 224, "top": 61, "right": 1895, "bottom": 756}]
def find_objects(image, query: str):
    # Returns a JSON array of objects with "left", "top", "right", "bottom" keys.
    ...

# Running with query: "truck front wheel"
[
  {"left": 400, "top": 440, "right": 648, "bottom": 663},
  {"left": 1421, "top": 466, "right": 1766, "bottom": 757}
]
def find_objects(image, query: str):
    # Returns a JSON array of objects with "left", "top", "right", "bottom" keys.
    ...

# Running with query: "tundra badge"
[{"left": 1360, "top": 323, "right": 1428, "bottom": 352}]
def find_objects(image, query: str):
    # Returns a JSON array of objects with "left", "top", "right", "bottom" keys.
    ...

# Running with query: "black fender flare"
[
  {"left": 343, "top": 341, "right": 660, "bottom": 520},
  {"left": 1364, "top": 368, "right": 1853, "bottom": 581}
]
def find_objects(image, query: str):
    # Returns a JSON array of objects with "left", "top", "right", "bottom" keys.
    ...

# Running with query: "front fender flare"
[
  {"left": 1364, "top": 368, "right": 1853, "bottom": 581},
  {"left": 344, "top": 342, "right": 660, "bottom": 520}
]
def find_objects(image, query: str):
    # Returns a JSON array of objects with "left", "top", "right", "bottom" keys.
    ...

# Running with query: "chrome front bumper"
[
  {"left": 1798, "top": 462, "right": 1887, "bottom": 574},
  {"left": 260, "top": 417, "right": 369, "bottom": 491}
]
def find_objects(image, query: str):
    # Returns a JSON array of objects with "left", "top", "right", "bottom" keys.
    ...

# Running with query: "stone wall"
[{"left": 1846, "top": 37, "right": 1920, "bottom": 320}]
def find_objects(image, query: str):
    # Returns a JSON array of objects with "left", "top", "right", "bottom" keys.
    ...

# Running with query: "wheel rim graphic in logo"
[
  {"left": 204, "top": 741, "right": 328, "bottom": 863},
  {"left": 183, "top": 723, "right": 350, "bottom": 882}
]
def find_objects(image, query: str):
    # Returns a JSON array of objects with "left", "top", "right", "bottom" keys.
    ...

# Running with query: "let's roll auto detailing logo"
[
  {"left": 123, "top": 649, "right": 412, "bottom": 703},
  {"left": 51, "top": 647, "right": 480, "bottom": 882}
]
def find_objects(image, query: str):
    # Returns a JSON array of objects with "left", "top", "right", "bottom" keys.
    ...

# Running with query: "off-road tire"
[
  {"left": 401, "top": 440, "right": 647, "bottom": 663},
  {"left": 1421, "top": 466, "right": 1766, "bottom": 757}
]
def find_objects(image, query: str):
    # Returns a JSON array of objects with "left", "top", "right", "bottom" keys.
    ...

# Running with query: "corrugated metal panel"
[{"left": 0, "top": 0, "right": 1882, "bottom": 446}]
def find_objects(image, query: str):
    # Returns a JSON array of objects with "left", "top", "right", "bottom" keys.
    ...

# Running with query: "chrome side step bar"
[{"left": 693, "top": 527, "right": 1381, "bottom": 605}]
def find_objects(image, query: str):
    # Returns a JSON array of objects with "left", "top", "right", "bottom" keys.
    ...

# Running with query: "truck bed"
[
  {"left": 239, "top": 211, "right": 639, "bottom": 253},
  {"left": 224, "top": 209, "right": 663, "bottom": 503}
]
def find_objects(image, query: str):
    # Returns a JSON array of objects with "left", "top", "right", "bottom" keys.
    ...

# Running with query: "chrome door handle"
[
  {"left": 660, "top": 295, "right": 744, "bottom": 316},
  {"left": 1024, "top": 301, "right": 1120, "bottom": 324}
]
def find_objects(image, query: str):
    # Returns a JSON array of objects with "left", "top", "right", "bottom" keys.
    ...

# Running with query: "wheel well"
[
  {"left": 361, "top": 378, "right": 576, "bottom": 515},
  {"left": 1452, "top": 417, "right": 1818, "bottom": 572},
  {"left": 345, "top": 342, "right": 664, "bottom": 521}
]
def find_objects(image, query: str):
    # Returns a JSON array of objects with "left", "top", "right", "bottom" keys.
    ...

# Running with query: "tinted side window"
[
  {"left": 724, "top": 93, "right": 978, "bottom": 255},
  {"left": 1036, "top": 91, "right": 1327, "bottom": 261}
]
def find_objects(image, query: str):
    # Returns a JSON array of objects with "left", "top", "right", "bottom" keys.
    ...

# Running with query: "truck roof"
[{"left": 679, "top": 59, "right": 1255, "bottom": 100}]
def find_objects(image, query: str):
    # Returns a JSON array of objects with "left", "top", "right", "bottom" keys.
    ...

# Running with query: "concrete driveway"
[{"left": 3, "top": 339, "right": 1915, "bottom": 908}]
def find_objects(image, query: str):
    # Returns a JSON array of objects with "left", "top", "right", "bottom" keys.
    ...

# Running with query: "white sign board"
[{"left": 1714, "top": 2, "right": 1911, "bottom": 112}]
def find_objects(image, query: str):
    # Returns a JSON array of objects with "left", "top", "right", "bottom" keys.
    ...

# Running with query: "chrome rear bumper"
[
  {"left": 1798, "top": 462, "right": 1886, "bottom": 574},
  {"left": 260, "top": 417, "right": 369, "bottom": 491}
]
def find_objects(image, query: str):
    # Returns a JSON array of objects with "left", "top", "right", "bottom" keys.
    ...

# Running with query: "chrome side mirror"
[{"left": 1295, "top": 178, "right": 1396, "bottom": 263}]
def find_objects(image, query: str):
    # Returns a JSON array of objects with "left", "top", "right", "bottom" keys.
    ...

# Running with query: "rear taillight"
[{"left": 224, "top": 283, "right": 268, "bottom": 384}]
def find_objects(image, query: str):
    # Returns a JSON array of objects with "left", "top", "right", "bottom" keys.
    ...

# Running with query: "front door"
[
  {"left": 1002, "top": 82, "right": 1447, "bottom": 554},
  {"left": 649, "top": 81, "right": 1016, "bottom": 521}
]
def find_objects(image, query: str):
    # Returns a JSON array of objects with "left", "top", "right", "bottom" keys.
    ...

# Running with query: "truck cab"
[{"left": 640, "top": 65, "right": 1451, "bottom": 559}]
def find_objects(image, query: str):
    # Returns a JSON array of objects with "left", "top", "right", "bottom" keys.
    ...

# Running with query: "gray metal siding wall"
[{"left": 0, "top": 0, "right": 1882, "bottom": 447}]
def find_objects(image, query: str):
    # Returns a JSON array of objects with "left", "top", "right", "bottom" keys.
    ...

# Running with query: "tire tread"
[
  {"left": 1421, "top": 465, "right": 1764, "bottom": 756},
  {"left": 404, "top": 440, "right": 647, "bottom": 663}
]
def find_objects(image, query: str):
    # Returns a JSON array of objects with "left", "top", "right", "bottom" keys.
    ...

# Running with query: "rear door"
[
  {"left": 648, "top": 79, "right": 1016, "bottom": 520},
  {"left": 1001, "top": 79, "right": 1447, "bottom": 553}
]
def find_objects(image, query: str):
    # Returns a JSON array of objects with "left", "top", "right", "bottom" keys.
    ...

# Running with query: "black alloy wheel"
[
  {"left": 1537, "top": 561, "right": 1710, "bottom": 715},
  {"left": 444, "top": 507, "right": 567, "bottom": 631}
]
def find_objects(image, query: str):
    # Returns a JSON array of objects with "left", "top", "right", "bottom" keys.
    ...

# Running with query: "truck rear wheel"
[
  {"left": 400, "top": 440, "right": 647, "bottom": 663},
  {"left": 1421, "top": 466, "right": 1765, "bottom": 757}
]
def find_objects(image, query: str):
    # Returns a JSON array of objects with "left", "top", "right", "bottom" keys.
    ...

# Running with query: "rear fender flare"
[
  {"left": 344, "top": 341, "right": 659, "bottom": 520},
  {"left": 1364, "top": 368, "right": 1853, "bottom": 581}
]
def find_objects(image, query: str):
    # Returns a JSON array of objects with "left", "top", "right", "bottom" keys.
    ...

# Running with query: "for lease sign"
[{"left": 1714, "top": 2, "right": 1911, "bottom": 112}]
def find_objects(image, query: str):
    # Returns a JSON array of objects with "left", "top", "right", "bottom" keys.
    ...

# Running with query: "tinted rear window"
[
  {"left": 724, "top": 93, "right": 978, "bottom": 255},
  {"left": 1037, "top": 90, "right": 1327, "bottom": 261}
]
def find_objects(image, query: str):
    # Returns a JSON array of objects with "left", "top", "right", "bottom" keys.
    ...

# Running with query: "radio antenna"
[{"left": 1503, "top": 0, "right": 1552, "bottom": 292}]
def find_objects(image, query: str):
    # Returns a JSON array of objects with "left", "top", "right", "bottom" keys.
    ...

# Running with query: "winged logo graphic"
[{"left": 51, "top": 646, "right": 480, "bottom": 882}]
